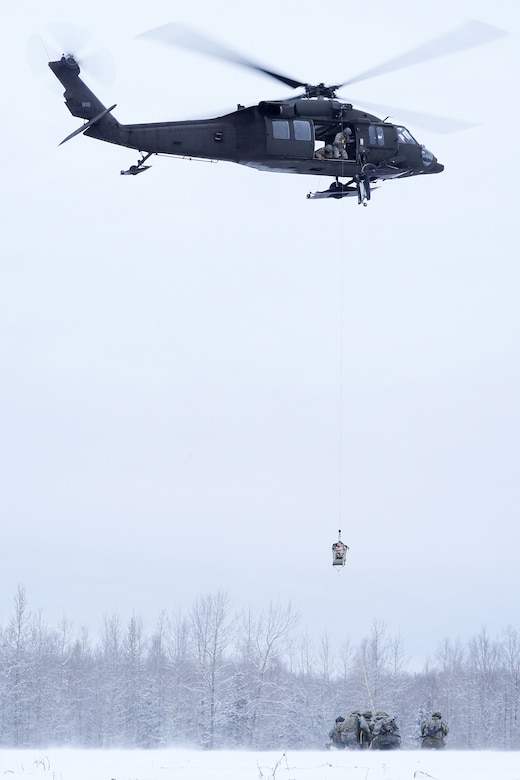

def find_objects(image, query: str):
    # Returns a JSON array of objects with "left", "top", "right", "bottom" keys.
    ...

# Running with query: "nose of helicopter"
[{"left": 421, "top": 146, "right": 444, "bottom": 173}]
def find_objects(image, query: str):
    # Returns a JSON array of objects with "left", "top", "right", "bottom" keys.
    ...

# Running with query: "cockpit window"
[{"left": 396, "top": 126, "right": 418, "bottom": 145}]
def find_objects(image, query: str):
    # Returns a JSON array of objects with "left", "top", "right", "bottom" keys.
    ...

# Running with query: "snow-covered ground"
[{"left": 1, "top": 749, "right": 519, "bottom": 780}]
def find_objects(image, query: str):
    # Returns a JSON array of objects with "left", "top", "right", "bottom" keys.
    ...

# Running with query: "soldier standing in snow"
[
  {"left": 327, "top": 716, "right": 346, "bottom": 749},
  {"left": 359, "top": 710, "right": 374, "bottom": 749},
  {"left": 370, "top": 711, "right": 401, "bottom": 750},
  {"left": 421, "top": 712, "right": 449, "bottom": 749},
  {"left": 340, "top": 710, "right": 363, "bottom": 748}
]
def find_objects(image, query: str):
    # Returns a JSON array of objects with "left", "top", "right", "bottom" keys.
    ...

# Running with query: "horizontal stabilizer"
[{"left": 59, "top": 104, "right": 117, "bottom": 145}]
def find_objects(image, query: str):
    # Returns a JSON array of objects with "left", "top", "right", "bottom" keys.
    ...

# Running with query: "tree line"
[{"left": 1, "top": 586, "right": 519, "bottom": 750}]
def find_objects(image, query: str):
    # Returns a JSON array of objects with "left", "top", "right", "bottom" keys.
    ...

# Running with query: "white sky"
[
  {"left": 1, "top": 0, "right": 519, "bottom": 666},
  {"left": 2, "top": 748, "right": 520, "bottom": 780}
]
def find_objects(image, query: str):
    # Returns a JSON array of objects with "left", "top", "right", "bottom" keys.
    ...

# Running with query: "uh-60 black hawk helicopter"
[{"left": 48, "top": 20, "right": 505, "bottom": 205}]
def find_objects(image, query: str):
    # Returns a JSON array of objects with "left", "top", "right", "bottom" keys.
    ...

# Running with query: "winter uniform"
[
  {"left": 340, "top": 711, "right": 362, "bottom": 749},
  {"left": 332, "top": 128, "right": 353, "bottom": 160},
  {"left": 327, "top": 716, "right": 346, "bottom": 749},
  {"left": 358, "top": 712, "right": 372, "bottom": 748},
  {"left": 421, "top": 712, "right": 449, "bottom": 749},
  {"left": 315, "top": 144, "right": 333, "bottom": 159},
  {"left": 370, "top": 711, "right": 401, "bottom": 750},
  {"left": 360, "top": 711, "right": 374, "bottom": 749}
]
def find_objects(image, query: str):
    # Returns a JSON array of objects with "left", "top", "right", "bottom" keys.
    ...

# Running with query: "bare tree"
[
  {"left": 97, "top": 613, "right": 125, "bottom": 745},
  {"left": 238, "top": 602, "right": 299, "bottom": 747},
  {"left": 3, "top": 585, "right": 32, "bottom": 744},
  {"left": 467, "top": 626, "right": 500, "bottom": 747},
  {"left": 355, "top": 620, "right": 393, "bottom": 709},
  {"left": 122, "top": 614, "right": 147, "bottom": 744},
  {"left": 500, "top": 625, "right": 520, "bottom": 749},
  {"left": 189, "top": 591, "right": 235, "bottom": 748}
]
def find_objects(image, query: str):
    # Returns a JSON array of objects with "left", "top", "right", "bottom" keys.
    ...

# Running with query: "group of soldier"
[{"left": 327, "top": 710, "right": 449, "bottom": 750}]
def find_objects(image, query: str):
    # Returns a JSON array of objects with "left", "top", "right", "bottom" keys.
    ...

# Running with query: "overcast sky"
[{"left": 1, "top": 0, "right": 519, "bottom": 668}]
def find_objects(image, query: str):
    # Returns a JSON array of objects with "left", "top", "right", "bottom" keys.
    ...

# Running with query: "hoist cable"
[
  {"left": 359, "top": 648, "right": 376, "bottom": 713},
  {"left": 338, "top": 209, "right": 346, "bottom": 529}
]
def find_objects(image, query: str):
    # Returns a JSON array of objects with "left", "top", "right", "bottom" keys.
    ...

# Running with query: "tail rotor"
[{"left": 27, "top": 23, "right": 115, "bottom": 90}]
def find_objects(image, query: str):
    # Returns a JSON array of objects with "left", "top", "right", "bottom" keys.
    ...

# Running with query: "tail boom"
[{"left": 49, "top": 55, "right": 122, "bottom": 145}]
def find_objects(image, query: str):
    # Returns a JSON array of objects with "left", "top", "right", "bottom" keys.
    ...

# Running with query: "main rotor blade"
[
  {"left": 341, "top": 19, "right": 508, "bottom": 87},
  {"left": 138, "top": 23, "right": 306, "bottom": 90},
  {"left": 348, "top": 98, "right": 477, "bottom": 134}
]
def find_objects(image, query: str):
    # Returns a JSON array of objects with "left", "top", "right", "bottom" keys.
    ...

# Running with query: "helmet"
[
  {"left": 362, "top": 711, "right": 372, "bottom": 719},
  {"left": 335, "top": 716, "right": 345, "bottom": 723},
  {"left": 432, "top": 712, "right": 442, "bottom": 718}
]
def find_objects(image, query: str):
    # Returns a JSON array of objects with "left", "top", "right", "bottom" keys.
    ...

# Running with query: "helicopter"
[{"left": 48, "top": 20, "right": 506, "bottom": 205}]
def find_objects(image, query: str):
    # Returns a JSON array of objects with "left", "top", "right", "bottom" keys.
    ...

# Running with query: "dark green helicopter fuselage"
[{"left": 49, "top": 55, "right": 443, "bottom": 195}]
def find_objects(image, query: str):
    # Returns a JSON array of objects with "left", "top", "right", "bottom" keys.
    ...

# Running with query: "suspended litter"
[{"left": 332, "top": 529, "right": 349, "bottom": 568}]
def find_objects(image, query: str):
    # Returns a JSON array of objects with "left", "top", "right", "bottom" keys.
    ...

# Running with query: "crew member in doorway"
[{"left": 333, "top": 127, "right": 353, "bottom": 159}]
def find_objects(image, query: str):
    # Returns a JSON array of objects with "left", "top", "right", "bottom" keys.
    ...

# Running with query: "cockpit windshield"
[
  {"left": 396, "top": 126, "right": 419, "bottom": 145},
  {"left": 397, "top": 125, "right": 437, "bottom": 167}
]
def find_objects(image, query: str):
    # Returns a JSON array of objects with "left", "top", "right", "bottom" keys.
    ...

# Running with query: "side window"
[
  {"left": 267, "top": 117, "right": 314, "bottom": 156},
  {"left": 294, "top": 120, "right": 311, "bottom": 141},
  {"left": 368, "top": 125, "right": 386, "bottom": 146},
  {"left": 272, "top": 120, "right": 290, "bottom": 140}
]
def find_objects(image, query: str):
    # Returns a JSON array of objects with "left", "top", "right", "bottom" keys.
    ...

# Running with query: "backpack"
[
  {"left": 425, "top": 718, "right": 442, "bottom": 737},
  {"left": 378, "top": 716, "right": 397, "bottom": 734},
  {"left": 374, "top": 715, "right": 400, "bottom": 746},
  {"left": 340, "top": 712, "right": 360, "bottom": 744},
  {"left": 341, "top": 712, "right": 360, "bottom": 734}
]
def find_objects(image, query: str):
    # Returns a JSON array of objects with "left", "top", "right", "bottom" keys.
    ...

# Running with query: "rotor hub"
[{"left": 305, "top": 83, "right": 339, "bottom": 99}]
